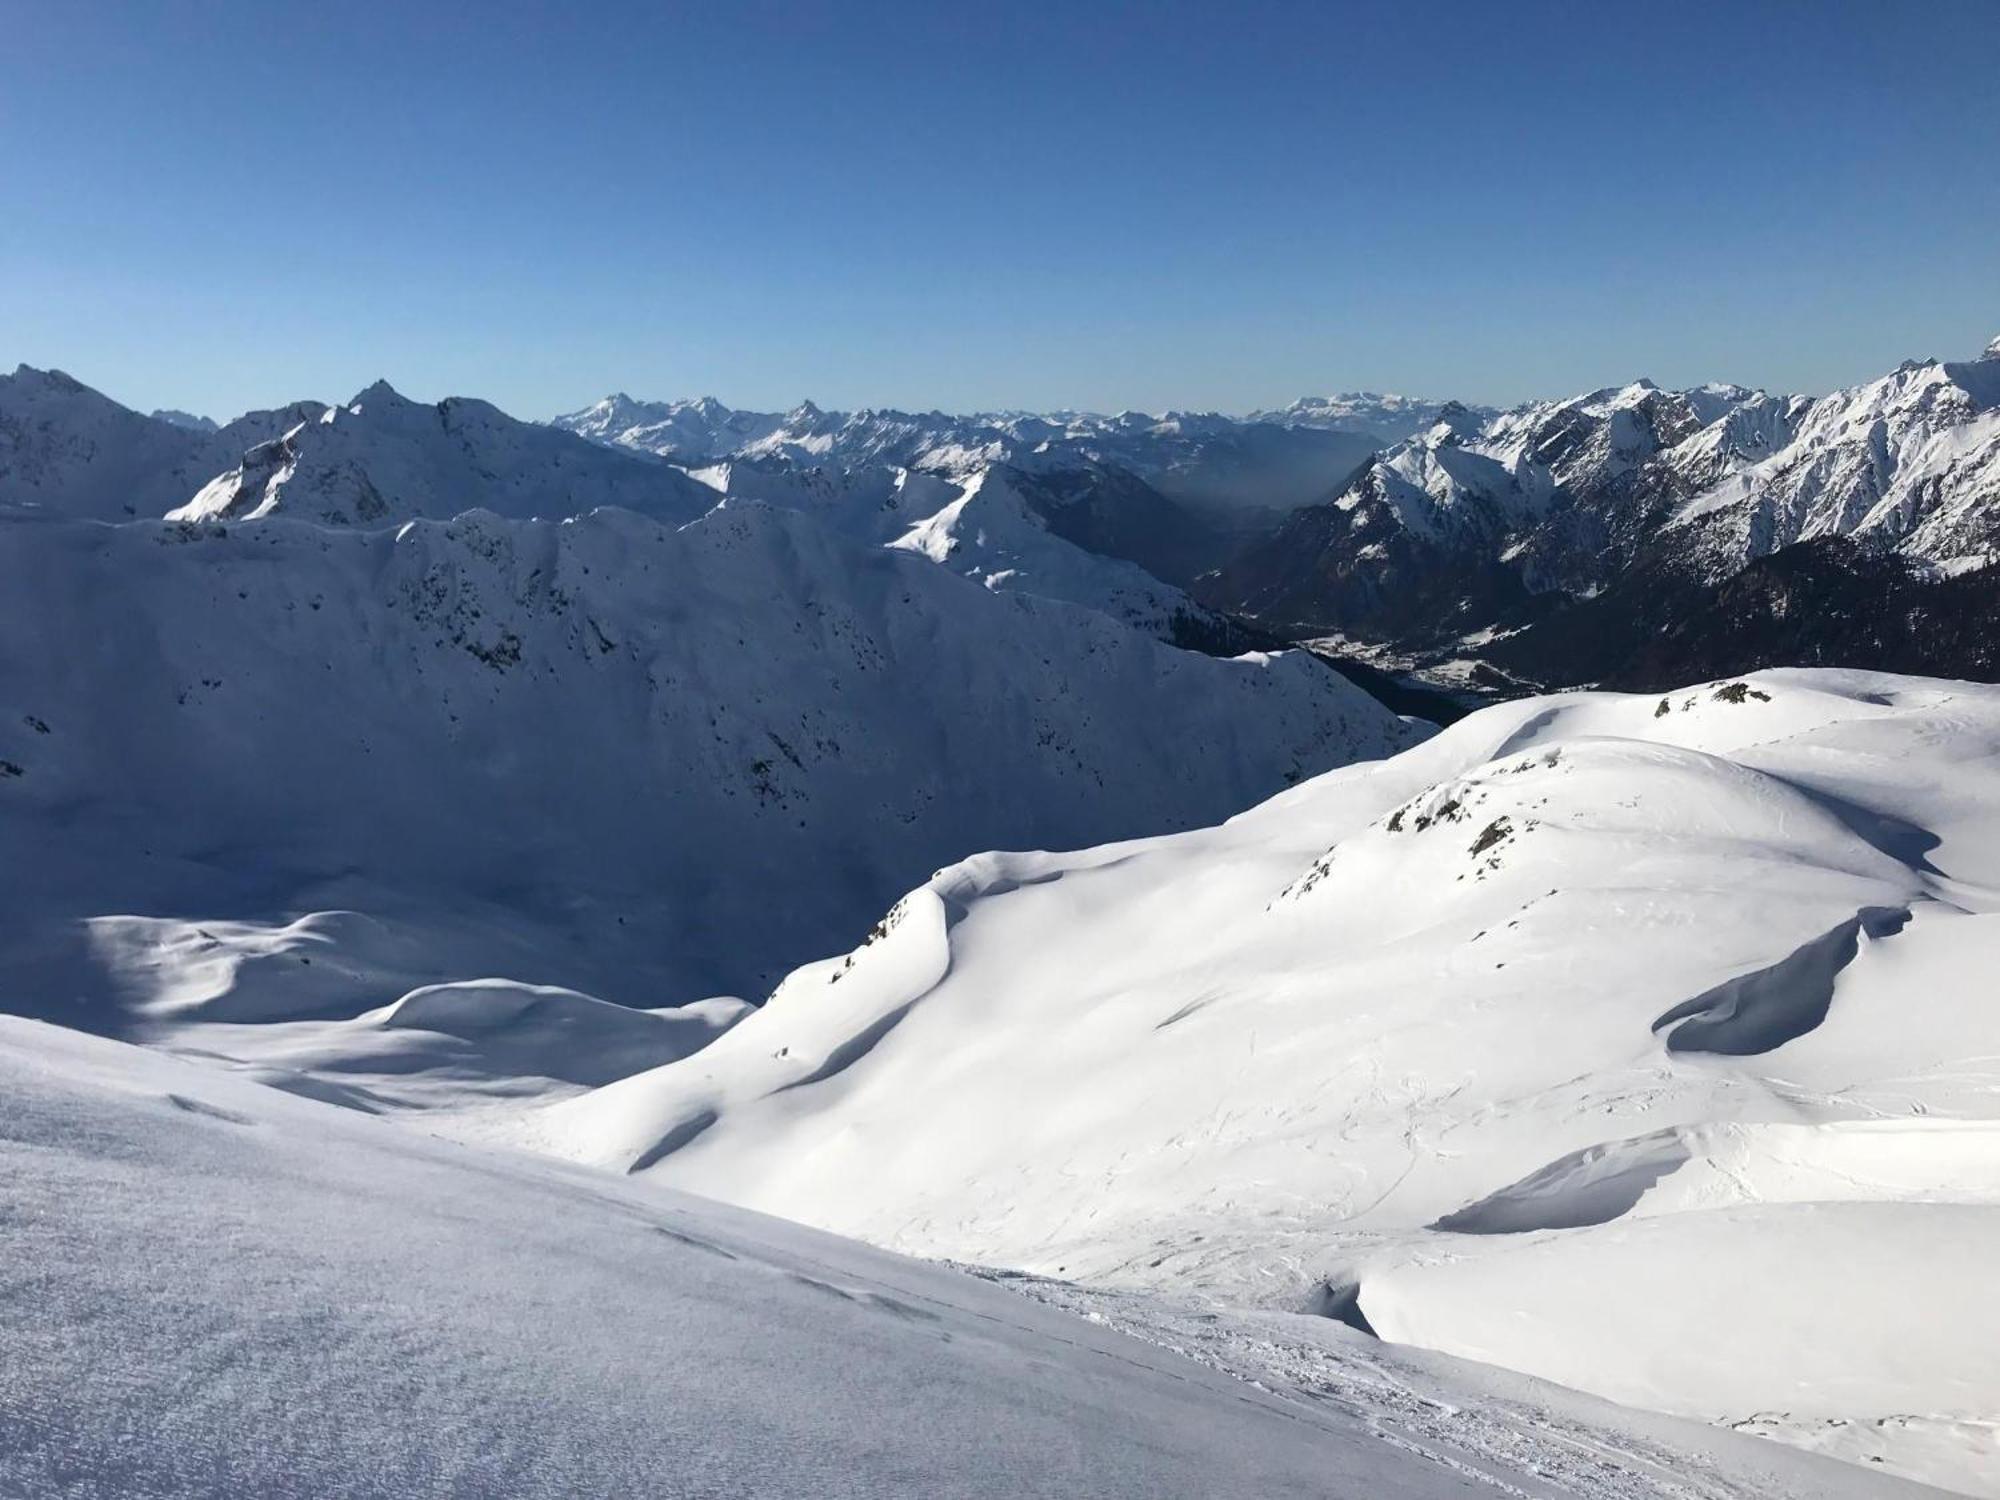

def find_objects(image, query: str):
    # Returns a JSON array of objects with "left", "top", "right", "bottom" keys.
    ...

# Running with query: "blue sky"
[{"left": 3, "top": 0, "right": 1996, "bottom": 420}]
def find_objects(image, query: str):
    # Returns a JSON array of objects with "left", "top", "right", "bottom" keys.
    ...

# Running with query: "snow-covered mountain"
[
  {"left": 1, "top": 367, "right": 718, "bottom": 531},
  {"left": 1247, "top": 392, "right": 1503, "bottom": 441},
  {"left": 10, "top": 342, "right": 2000, "bottom": 1498},
  {"left": 1212, "top": 380, "right": 1810, "bottom": 639},
  {"left": 1208, "top": 337, "right": 2000, "bottom": 692},
  {"left": 686, "top": 458, "right": 1260, "bottom": 650},
  {"left": 0, "top": 365, "right": 282, "bottom": 520},
  {"left": 173, "top": 380, "right": 716, "bottom": 526},
  {"left": 554, "top": 394, "right": 1386, "bottom": 517},
  {"left": 440, "top": 668, "right": 1999, "bottom": 1496},
  {"left": 1670, "top": 350, "right": 2000, "bottom": 573},
  {"left": 0, "top": 502, "right": 1415, "bottom": 1019},
  {"left": 149, "top": 407, "right": 219, "bottom": 433}
]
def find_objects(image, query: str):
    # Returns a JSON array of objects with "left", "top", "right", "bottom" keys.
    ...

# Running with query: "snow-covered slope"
[
  {"left": 173, "top": 380, "right": 715, "bottom": 526},
  {"left": 5, "top": 1015, "right": 1921, "bottom": 1500},
  {"left": 0, "top": 502, "right": 1414, "bottom": 1024},
  {"left": 469, "top": 669, "right": 2000, "bottom": 1495},
  {"left": 887, "top": 469, "right": 1207, "bottom": 640}
]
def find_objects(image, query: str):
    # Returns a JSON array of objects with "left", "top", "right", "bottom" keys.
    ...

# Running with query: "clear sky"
[{"left": 3, "top": 0, "right": 1996, "bottom": 421}]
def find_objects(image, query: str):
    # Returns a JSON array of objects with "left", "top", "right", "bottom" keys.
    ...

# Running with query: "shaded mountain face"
[
  {"left": 1489, "top": 538, "right": 2000, "bottom": 692},
  {"left": 2, "top": 364, "right": 331, "bottom": 522},
  {"left": 0, "top": 503, "right": 1417, "bottom": 1018},
  {"left": 991, "top": 462, "right": 1229, "bottom": 587},
  {"left": 174, "top": 381, "right": 715, "bottom": 527}
]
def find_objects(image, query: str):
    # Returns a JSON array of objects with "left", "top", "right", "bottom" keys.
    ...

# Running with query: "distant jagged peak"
[
  {"left": 1250, "top": 391, "right": 1502, "bottom": 440},
  {"left": 151, "top": 408, "right": 219, "bottom": 433},
  {"left": 5, "top": 363, "right": 94, "bottom": 397},
  {"left": 1982, "top": 333, "right": 2000, "bottom": 362}
]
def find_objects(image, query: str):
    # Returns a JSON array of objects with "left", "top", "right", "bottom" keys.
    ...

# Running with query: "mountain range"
[
  {"left": 6, "top": 336, "right": 2000, "bottom": 1495},
  {"left": 1210, "top": 338, "right": 2000, "bottom": 694}
]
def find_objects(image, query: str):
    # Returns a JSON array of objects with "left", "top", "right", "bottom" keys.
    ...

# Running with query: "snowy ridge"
[
  {"left": 685, "top": 459, "right": 1258, "bottom": 647},
  {"left": 0, "top": 363, "right": 327, "bottom": 521},
  {"left": 171, "top": 380, "right": 715, "bottom": 526},
  {"left": 1672, "top": 350, "right": 2000, "bottom": 572}
]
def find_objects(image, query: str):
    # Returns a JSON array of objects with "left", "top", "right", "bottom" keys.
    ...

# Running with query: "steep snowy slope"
[
  {"left": 0, "top": 503, "right": 1414, "bottom": 1026},
  {"left": 173, "top": 381, "right": 714, "bottom": 526},
  {"left": 1671, "top": 347, "right": 2000, "bottom": 572},
  {"left": 478, "top": 670, "right": 2000, "bottom": 1495},
  {"left": 886, "top": 469, "right": 1258, "bottom": 645},
  {"left": 1210, "top": 340, "right": 2000, "bottom": 692},
  {"left": 1210, "top": 381, "right": 1804, "bottom": 638},
  {"left": 4, "top": 1017, "right": 1922, "bottom": 1500}
]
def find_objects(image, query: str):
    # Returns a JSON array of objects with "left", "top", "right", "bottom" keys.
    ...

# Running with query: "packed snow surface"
[
  {"left": 0, "top": 1017, "right": 1940, "bottom": 1499},
  {"left": 455, "top": 669, "right": 2000, "bottom": 1496}
]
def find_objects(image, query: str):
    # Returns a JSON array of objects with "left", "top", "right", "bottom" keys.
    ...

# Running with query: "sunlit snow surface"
[
  {"left": 451, "top": 669, "right": 1996, "bottom": 1496},
  {"left": 0, "top": 1018, "right": 1940, "bottom": 1500},
  {"left": 7, "top": 667, "right": 1998, "bottom": 1495}
]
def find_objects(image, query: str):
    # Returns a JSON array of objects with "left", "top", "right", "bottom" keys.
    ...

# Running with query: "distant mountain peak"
[
  {"left": 151, "top": 408, "right": 219, "bottom": 433},
  {"left": 350, "top": 378, "right": 408, "bottom": 407}
]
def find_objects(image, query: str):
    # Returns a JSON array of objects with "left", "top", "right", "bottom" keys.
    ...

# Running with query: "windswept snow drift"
[{"left": 460, "top": 669, "right": 2000, "bottom": 1496}]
